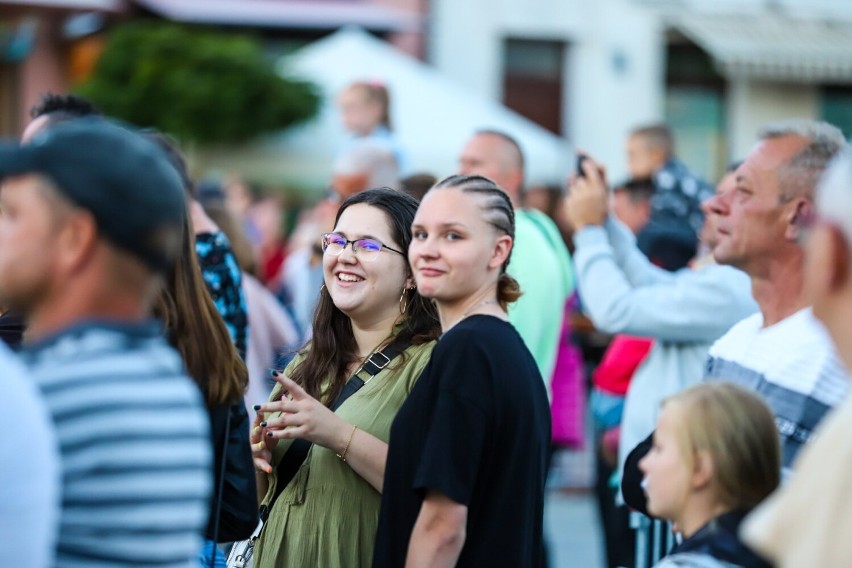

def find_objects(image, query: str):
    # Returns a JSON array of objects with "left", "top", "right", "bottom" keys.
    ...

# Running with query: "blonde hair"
[{"left": 663, "top": 382, "right": 780, "bottom": 512}]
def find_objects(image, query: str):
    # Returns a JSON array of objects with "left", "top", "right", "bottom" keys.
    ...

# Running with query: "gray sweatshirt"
[{"left": 573, "top": 218, "right": 757, "bottom": 485}]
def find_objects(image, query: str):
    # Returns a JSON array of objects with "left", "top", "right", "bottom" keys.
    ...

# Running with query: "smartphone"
[{"left": 576, "top": 154, "right": 589, "bottom": 178}]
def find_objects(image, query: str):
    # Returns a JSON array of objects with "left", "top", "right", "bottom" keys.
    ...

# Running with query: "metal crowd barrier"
[{"left": 630, "top": 511, "right": 676, "bottom": 568}]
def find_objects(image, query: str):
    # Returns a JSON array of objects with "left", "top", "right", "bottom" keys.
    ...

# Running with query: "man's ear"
[
  {"left": 786, "top": 199, "right": 811, "bottom": 241},
  {"left": 488, "top": 234, "right": 513, "bottom": 270},
  {"left": 56, "top": 210, "right": 98, "bottom": 276},
  {"left": 691, "top": 449, "right": 714, "bottom": 492}
]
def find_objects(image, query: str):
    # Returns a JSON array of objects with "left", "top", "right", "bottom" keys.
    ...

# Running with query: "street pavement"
[
  {"left": 545, "top": 488, "right": 605, "bottom": 568},
  {"left": 544, "top": 443, "right": 606, "bottom": 568}
]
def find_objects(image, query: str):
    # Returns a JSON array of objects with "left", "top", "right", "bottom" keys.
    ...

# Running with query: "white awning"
[
  {"left": 196, "top": 27, "right": 572, "bottom": 188},
  {"left": 672, "top": 13, "right": 852, "bottom": 82},
  {"left": 133, "top": 0, "right": 420, "bottom": 32}
]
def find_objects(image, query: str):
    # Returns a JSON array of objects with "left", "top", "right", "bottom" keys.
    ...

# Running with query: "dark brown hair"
[
  {"left": 153, "top": 204, "right": 248, "bottom": 407},
  {"left": 286, "top": 187, "right": 440, "bottom": 405},
  {"left": 430, "top": 174, "right": 522, "bottom": 310},
  {"left": 142, "top": 130, "right": 247, "bottom": 406}
]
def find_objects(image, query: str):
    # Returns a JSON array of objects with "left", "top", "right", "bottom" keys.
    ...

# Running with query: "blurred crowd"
[{"left": 1, "top": 78, "right": 851, "bottom": 568}]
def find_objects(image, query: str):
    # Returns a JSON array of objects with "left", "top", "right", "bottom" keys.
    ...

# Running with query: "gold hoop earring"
[{"left": 399, "top": 286, "right": 413, "bottom": 314}]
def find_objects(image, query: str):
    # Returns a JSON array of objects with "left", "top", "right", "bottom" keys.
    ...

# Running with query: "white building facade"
[{"left": 428, "top": 0, "right": 852, "bottom": 181}]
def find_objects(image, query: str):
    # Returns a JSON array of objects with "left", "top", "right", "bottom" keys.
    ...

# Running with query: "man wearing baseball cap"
[{"left": 0, "top": 118, "right": 212, "bottom": 566}]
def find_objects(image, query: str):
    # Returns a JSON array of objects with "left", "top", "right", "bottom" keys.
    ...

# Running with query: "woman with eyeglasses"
[
  {"left": 372, "top": 175, "right": 551, "bottom": 568},
  {"left": 249, "top": 188, "right": 440, "bottom": 568}
]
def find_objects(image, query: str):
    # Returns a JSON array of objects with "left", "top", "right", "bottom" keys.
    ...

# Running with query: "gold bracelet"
[{"left": 337, "top": 425, "right": 358, "bottom": 462}]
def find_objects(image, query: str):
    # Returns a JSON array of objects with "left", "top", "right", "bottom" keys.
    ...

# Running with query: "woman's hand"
[
  {"left": 258, "top": 375, "right": 350, "bottom": 453},
  {"left": 250, "top": 409, "right": 274, "bottom": 475}
]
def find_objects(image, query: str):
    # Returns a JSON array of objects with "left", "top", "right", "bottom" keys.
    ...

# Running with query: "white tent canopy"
[{"left": 199, "top": 27, "right": 572, "bottom": 191}]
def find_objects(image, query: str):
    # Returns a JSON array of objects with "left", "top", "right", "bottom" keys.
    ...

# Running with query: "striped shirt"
[
  {"left": 22, "top": 321, "right": 212, "bottom": 568},
  {"left": 705, "top": 308, "right": 848, "bottom": 477}
]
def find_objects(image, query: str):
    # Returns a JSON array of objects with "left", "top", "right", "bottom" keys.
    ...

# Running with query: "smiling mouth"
[{"left": 337, "top": 273, "right": 364, "bottom": 283}]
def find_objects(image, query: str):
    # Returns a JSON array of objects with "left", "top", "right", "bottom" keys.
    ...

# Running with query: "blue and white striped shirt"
[
  {"left": 23, "top": 321, "right": 212, "bottom": 568},
  {"left": 705, "top": 308, "right": 848, "bottom": 477}
]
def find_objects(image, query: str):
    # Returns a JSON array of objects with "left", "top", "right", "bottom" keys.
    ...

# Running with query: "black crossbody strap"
[
  {"left": 261, "top": 336, "right": 412, "bottom": 521},
  {"left": 329, "top": 339, "right": 410, "bottom": 411}
]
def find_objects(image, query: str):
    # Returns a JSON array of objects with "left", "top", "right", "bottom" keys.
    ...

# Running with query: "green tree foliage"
[{"left": 78, "top": 21, "right": 320, "bottom": 144}]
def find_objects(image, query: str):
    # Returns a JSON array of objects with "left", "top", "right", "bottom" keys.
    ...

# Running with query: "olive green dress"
[{"left": 253, "top": 341, "right": 435, "bottom": 568}]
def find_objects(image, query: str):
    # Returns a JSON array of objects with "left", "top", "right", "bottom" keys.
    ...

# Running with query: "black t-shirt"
[{"left": 373, "top": 315, "right": 551, "bottom": 568}]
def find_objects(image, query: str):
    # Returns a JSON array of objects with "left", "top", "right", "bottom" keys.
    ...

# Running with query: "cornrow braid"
[{"left": 431, "top": 174, "right": 522, "bottom": 308}]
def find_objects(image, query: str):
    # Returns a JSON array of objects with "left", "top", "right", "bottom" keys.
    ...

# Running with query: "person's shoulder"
[
  {"left": 404, "top": 340, "right": 436, "bottom": 364},
  {"left": 687, "top": 265, "right": 756, "bottom": 307},
  {"left": 766, "top": 308, "right": 834, "bottom": 353},
  {"left": 435, "top": 316, "right": 500, "bottom": 352},
  {"left": 25, "top": 321, "right": 177, "bottom": 365},
  {"left": 442, "top": 316, "right": 527, "bottom": 360},
  {"left": 0, "top": 339, "right": 24, "bottom": 371},
  {"left": 396, "top": 340, "right": 437, "bottom": 391},
  {"left": 712, "top": 312, "right": 763, "bottom": 347},
  {"left": 27, "top": 323, "right": 199, "bottom": 402},
  {"left": 0, "top": 343, "right": 45, "bottom": 415},
  {"left": 447, "top": 314, "right": 513, "bottom": 338},
  {"left": 515, "top": 209, "right": 560, "bottom": 243},
  {"left": 394, "top": 340, "right": 436, "bottom": 376}
]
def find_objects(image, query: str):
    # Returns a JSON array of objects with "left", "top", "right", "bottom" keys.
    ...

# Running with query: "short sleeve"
[{"left": 413, "top": 333, "right": 492, "bottom": 505}]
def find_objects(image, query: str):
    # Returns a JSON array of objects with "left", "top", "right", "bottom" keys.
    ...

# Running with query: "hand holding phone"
[{"left": 576, "top": 154, "right": 589, "bottom": 179}]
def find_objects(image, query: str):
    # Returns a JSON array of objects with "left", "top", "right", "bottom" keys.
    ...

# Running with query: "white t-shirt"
[
  {"left": 0, "top": 342, "right": 59, "bottom": 568},
  {"left": 705, "top": 308, "right": 848, "bottom": 476}
]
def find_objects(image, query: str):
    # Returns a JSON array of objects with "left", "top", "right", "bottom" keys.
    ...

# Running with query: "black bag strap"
[
  {"left": 259, "top": 336, "right": 411, "bottom": 522},
  {"left": 209, "top": 405, "right": 231, "bottom": 563}
]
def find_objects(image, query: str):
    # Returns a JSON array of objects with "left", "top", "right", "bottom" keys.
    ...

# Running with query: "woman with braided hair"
[{"left": 374, "top": 175, "right": 551, "bottom": 568}]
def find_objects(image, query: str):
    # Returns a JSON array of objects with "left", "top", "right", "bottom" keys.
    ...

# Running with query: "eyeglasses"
[{"left": 320, "top": 232, "right": 405, "bottom": 260}]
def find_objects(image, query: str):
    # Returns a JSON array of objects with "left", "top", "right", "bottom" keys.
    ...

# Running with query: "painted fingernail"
[
  {"left": 267, "top": 431, "right": 274, "bottom": 437},
  {"left": 260, "top": 421, "right": 267, "bottom": 427},
  {"left": 270, "top": 369, "right": 280, "bottom": 377},
  {"left": 256, "top": 441, "right": 264, "bottom": 450},
  {"left": 253, "top": 404, "right": 261, "bottom": 411},
  {"left": 253, "top": 426, "right": 260, "bottom": 435}
]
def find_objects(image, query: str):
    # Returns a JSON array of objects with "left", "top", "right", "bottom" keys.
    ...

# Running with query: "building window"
[
  {"left": 821, "top": 86, "right": 852, "bottom": 139},
  {"left": 665, "top": 40, "right": 726, "bottom": 181},
  {"left": 502, "top": 38, "right": 565, "bottom": 135}
]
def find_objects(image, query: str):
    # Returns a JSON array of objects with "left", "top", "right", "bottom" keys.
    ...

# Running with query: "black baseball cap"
[{"left": 0, "top": 118, "right": 186, "bottom": 272}]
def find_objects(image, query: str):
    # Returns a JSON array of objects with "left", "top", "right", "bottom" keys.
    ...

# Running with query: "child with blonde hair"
[
  {"left": 337, "top": 81, "right": 409, "bottom": 174},
  {"left": 640, "top": 382, "right": 779, "bottom": 568}
]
